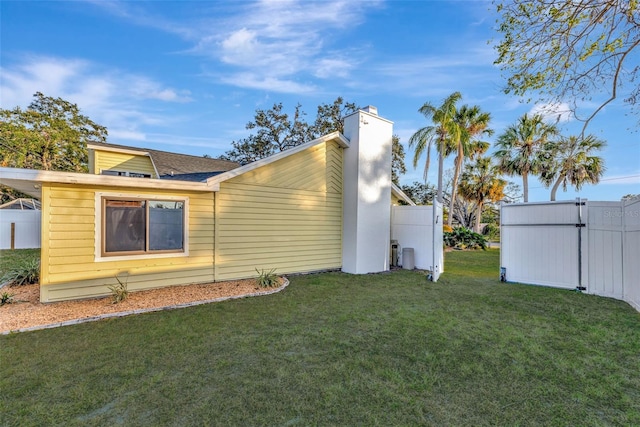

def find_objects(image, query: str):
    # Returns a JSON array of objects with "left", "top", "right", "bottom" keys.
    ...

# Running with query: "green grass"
[
  {"left": 0, "top": 249, "right": 39, "bottom": 278},
  {"left": 1, "top": 249, "right": 639, "bottom": 426}
]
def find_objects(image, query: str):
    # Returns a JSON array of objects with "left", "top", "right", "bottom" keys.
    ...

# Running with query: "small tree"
[
  {"left": 458, "top": 157, "right": 507, "bottom": 233},
  {"left": 494, "top": 113, "right": 558, "bottom": 202},
  {"left": 539, "top": 135, "right": 606, "bottom": 201},
  {"left": 409, "top": 92, "right": 462, "bottom": 203}
]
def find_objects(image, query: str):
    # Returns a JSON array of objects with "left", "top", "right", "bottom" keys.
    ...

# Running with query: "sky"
[{"left": 1, "top": 0, "right": 638, "bottom": 202}]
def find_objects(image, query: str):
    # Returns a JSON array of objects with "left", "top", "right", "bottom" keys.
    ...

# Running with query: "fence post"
[{"left": 10, "top": 222, "right": 15, "bottom": 250}]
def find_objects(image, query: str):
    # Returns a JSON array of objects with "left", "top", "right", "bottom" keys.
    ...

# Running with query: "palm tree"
[
  {"left": 408, "top": 92, "right": 462, "bottom": 203},
  {"left": 458, "top": 157, "right": 507, "bottom": 233},
  {"left": 539, "top": 135, "right": 606, "bottom": 201},
  {"left": 494, "top": 113, "right": 558, "bottom": 202},
  {"left": 448, "top": 105, "right": 493, "bottom": 226}
]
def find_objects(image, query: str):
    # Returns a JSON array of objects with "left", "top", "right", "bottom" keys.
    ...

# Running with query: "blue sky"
[{"left": 1, "top": 0, "right": 638, "bottom": 201}]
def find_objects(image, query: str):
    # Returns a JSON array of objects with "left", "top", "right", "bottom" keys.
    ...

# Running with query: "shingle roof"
[{"left": 89, "top": 142, "right": 239, "bottom": 180}]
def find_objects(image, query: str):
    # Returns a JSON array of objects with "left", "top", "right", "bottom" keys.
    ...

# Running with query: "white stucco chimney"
[{"left": 341, "top": 107, "right": 393, "bottom": 274}]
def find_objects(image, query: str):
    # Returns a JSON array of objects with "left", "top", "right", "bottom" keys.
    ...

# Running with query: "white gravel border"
[{"left": 1, "top": 277, "right": 289, "bottom": 335}]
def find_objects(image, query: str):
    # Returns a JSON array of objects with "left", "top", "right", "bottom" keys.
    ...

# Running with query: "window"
[
  {"left": 102, "top": 198, "right": 184, "bottom": 256},
  {"left": 102, "top": 170, "right": 152, "bottom": 178}
]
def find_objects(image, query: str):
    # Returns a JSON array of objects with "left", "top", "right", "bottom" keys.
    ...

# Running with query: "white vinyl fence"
[
  {"left": 391, "top": 201, "right": 444, "bottom": 281},
  {"left": 0, "top": 210, "right": 41, "bottom": 250},
  {"left": 501, "top": 198, "right": 640, "bottom": 311}
]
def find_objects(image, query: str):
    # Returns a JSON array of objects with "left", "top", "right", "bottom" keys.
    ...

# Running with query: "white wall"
[
  {"left": 342, "top": 107, "right": 393, "bottom": 274},
  {"left": 391, "top": 203, "right": 443, "bottom": 279},
  {"left": 0, "top": 210, "right": 41, "bottom": 249}
]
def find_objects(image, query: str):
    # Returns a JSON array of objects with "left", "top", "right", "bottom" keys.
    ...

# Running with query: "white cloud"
[
  {"left": 95, "top": 0, "right": 380, "bottom": 93},
  {"left": 0, "top": 55, "right": 193, "bottom": 144},
  {"left": 219, "top": 73, "right": 316, "bottom": 94},
  {"left": 314, "top": 57, "right": 354, "bottom": 79}
]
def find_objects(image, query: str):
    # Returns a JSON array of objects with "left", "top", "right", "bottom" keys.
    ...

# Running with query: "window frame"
[
  {"left": 95, "top": 192, "right": 189, "bottom": 262},
  {"left": 101, "top": 170, "right": 152, "bottom": 178}
]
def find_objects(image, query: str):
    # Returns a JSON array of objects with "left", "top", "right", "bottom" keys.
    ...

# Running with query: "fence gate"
[
  {"left": 586, "top": 202, "right": 624, "bottom": 300},
  {"left": 501, "top": 198, "right": 639, "bottom": 312},
  {"left": 500, "top": 200, "right": 586, "bottom": 290}
]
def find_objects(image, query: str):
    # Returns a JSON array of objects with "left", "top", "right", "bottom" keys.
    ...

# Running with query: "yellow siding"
[
  {"left": 40, "top": 183, "right": 214, "bottom": 302},
  {"left": 215, "top": 141, "right": 343, "bottom": 281},
  {"left": 93, "top": 150, "right": 157, "bottom": 178}
]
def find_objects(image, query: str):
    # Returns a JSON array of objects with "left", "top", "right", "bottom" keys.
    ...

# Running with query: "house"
[{"left": 0, "top": 107, "right": 432, "bottom": 302}]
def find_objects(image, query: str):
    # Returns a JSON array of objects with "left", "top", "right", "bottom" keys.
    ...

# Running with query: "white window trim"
[{"left": 94, "top": 192, "right": 190, "bottom": 262}]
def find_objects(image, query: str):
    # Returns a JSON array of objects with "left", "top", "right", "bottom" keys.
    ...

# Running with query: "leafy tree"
[
  {"left": 391, "top": 134, "right": 406, "bottom": 185},
  {"left": 539, "top": 134, "right": 606, "bottom": 200},
  {"left": 1, "top": 92, "right": 107, "bottom": 204},
  {"left": 458, "top": 157, "right": 507, "bottom": 232},
  {"left": 622, "top": 193, "right": 640, "bottom": 200},
  {"left": 494, "top": 113, "right": 558, "bottom": 202},
  {"left": 448, "top": 105, "right": 493, "bottom": 226},
  {"left": 221, "top": 134, "right": 278, "bottom": 165},
  {"left": 409, "top": 92, "right": 462, "bottom": 203},
  {"left": 400, "top": 181, "right": 437, "bottom": 205},
  {"left": 494, "top": 0, "right": 640, "bottom": 133},
  {"left": 311, "top": 97, "right": 358, "bottom": 136},
  {"left": 222, "top": 102, "right": 313, "bottom": 165},
  {"left": 222, "top": 98, "right": 359, "bottom": 165},
  {"left": 1, "top": 92, "right": 107, "bottom": 171}
]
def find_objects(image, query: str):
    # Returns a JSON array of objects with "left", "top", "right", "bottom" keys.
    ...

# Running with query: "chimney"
[
  {"left": 362, "top": 105, "right": 378, "bottom": 115},
  {"left": 341, "top": 106, "right": 393, "bottom": 274}
]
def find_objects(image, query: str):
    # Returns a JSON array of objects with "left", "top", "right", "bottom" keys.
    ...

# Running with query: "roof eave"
[
  {"left": 0, "top": 167, "right": 213, "bottom": 196},
  {"left": 391, "top": 183, "right": 416, "bottom": 206}
]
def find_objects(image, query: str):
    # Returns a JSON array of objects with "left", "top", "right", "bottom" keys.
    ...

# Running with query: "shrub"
[
  {"left": 108, "top": 274, "right": 129, "bottom": 304},
  {"left": 1, "top": 258, "right": 40, "bottom": 286},
  {"left": 443, "top": 224, "right": 453, "bottom": 233},
  {"left": 255, "top": 268, "right": 279, "bottom": 288},
  {"left": 444, "top": 227, "right": 487, "bottom": 250},
  {"left": 0, "top": 292, "right": 14, "bottom": 306}
]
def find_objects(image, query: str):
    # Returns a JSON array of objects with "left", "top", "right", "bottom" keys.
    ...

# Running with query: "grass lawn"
[{"left": 1, "top": 249, "right": 639, "bottom": 426}]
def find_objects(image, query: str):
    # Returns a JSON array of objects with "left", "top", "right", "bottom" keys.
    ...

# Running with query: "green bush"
[
  {"left": 1, "top": 291, "right": 14, "bottom": 306},
  {"left": 482, "top": 223, "right": 500, "bottom": 241},
  {"left": 108, "top": 274, "right": 129, "bottom": 304},
  {"left": 444, "top": 227, "right": 487, "bottom": 250},
  {"left": 1, "top": 258, "right": 40, "bottom": 286},
  {"left": 255, "top": 268, "right": 279, "bottom": 288}
]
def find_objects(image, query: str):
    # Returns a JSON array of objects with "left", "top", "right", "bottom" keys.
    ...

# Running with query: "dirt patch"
[{"left": 0, "top": 278, "right": 285, "bottom": 334}]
